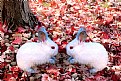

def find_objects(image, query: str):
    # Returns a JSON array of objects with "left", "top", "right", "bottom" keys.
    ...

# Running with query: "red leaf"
[
  {"left": 38, "top": 0, "right": 42, "bottom": 4},
  {"left": 66, "top": 28, "right": 72, "bottom": 35},
  {"left": 1, "top": 44, "right": 7, "bottom": 54},
  {"left": 60, "top": 5, "right": 66, "bottom": 15},
  {"left": 12, "top": 36, "right": 22, "bottom": 44},
  {"left": 71, "top": 68, "right": 76, "bottom": 73},
  {"left": 75, "top": 0, "right": 81, "bottom": 3},
  {"left": 50, "top": 1, "right": 57, "bottom": 7},
  {"left": 53, "top": 37, "right": 58, "bottom": 42},
  {"left": 11, "top": 66, "right": 20, "bottom": 72},
  {"left": 31, "top": 37, "right": 38, "bottom": 42},
  {"left": 13, "top": 72, "right": 19, "bottom": 79},
  {"left": 0, "top": 22, "right": 4, "bottom": 32},
  {"left": 48, "top": 29, "right": 53, "bottom": 33},
  {"left": 8, "top": 77, "right": 16, "bottom": 81},
  {"left": 111, "top": 74, "right": 120, "bottom": 81},
  {"left": 71, "top": 26, "right": 76, "bottom": 31},
  {"left": 17, "top": 27, "right": 25, "bottom": 33},
  {"left": 61, "top": 0, "right": 66, "bottom": 3},
  {"left": 61, "top": 41, "right": 68, "bottom": 49},
  {"left": 105, "top": 15, "right": 113, "bottom": 24},
  {"left": 0, "top": 21, "right": 8, "bottom": 33},
  {"left": 102, "top": 32, "right": 110, "bottom": 39},
  {"left": 3, "top": 73, "right": 13, "bottom": 81},
  {"left": 0, "top": 62, "right": 8, "bottom": 69},
  {"left": 8, "top": 45, "right": 15, "bottom": 51},
  {"left": 35, "top": 22, "right": 46, "bottom": 31}
]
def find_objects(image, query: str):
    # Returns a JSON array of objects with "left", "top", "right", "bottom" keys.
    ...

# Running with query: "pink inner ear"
[
  {"left": 42, "top": 37, "right": 46, "bottom": 42},
  {"left": 40, "top": 32, "right": 46, "bottom": 42},
  {"left": 42, "top": 36, "right": 45, "bottom": 40},
  {"left": 79, "top": 36, "right": 83, "bottom": 41}
]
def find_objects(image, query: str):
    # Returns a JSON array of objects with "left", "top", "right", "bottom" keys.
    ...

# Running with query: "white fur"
[
  {"left": 66, "top": 27, "right": 108, "bottom": 73},
  {"left": 16, "top": 38, "right": 58, "bottom": 73},
  {"left": 66, "top": 40, "right": 108, "bottom": 72}
]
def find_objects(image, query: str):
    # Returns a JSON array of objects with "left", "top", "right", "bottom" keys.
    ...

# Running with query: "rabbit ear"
[
  {"left": 76, "top": 27, "right": 88, "bottom": 42},
  {"left": 38, "top": 27, "right": 48, "bottom": 42}
]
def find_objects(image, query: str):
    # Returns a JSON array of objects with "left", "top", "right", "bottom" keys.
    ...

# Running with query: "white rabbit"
[
  {"left": 16, "top": 27, "right": 58, "bottom": 73},
  {"left": 66, "top": 27, "right": 108, "bottom": 73}
]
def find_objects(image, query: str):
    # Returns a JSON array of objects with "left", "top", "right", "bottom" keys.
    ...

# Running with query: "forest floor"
[{"left": 0, "top": 0, "right": 121, "bottom": 81}]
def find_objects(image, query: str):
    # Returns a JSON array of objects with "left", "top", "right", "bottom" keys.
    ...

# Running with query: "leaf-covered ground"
[{"left": 0, "top": 0, "right": 121, "bottom": 81}]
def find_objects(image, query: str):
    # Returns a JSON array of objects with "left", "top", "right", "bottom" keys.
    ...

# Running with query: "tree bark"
[
  {"left": 0, "top": 0, "right": 38, "bottom": 30},
  {"left": 0, "top": 0, "right": 3, "bottom": 21}
]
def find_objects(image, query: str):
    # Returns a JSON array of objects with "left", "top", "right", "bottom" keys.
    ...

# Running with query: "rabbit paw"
[
  {"left": 89, "top": 68, "right": 97, "bottom": 74},
  {"left": 26, "top": 68, "right": 37, "bottom": 73},
  {"left": 49, "top": 57, "right": 56, "bottom": 64},
  {"left": 68, "top": 57, "right": 75, "bottom": 64}
]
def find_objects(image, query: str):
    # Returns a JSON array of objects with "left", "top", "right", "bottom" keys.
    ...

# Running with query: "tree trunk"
[
  {"left": 0, "top": 0, "right": 3, "bottom": 21},
  {"left": 0, "top": 0, "right": 38, "bottom": 30}
]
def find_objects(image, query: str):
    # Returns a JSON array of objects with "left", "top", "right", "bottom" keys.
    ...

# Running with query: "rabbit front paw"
[
  {"left": 89, "top": 68, "right": 98, "bottom": 74},
  {"left": 26, "top": 68, "right": 37, "bottom": 73},
  {"left": 68, "top": 56, "right": 75, "bottom": 64},
  {"left": 49, "top": 57, "right": 56, "bottom": 64}
]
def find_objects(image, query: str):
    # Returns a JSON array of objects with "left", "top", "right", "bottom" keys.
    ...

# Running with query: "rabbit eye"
[
  {"left": 70, "top": 46, "right": 73, "bottom": 49},
  {"left": 51, "top": 46, "right": 55, "bottom": 49}
]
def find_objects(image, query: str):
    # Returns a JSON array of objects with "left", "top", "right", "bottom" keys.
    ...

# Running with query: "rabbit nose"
[
  {"left": 51, "top": 46, "right": 55, "bottom": 49},
  {"left": 70, "top": 46, "right": 73, "bottom": 49}
]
